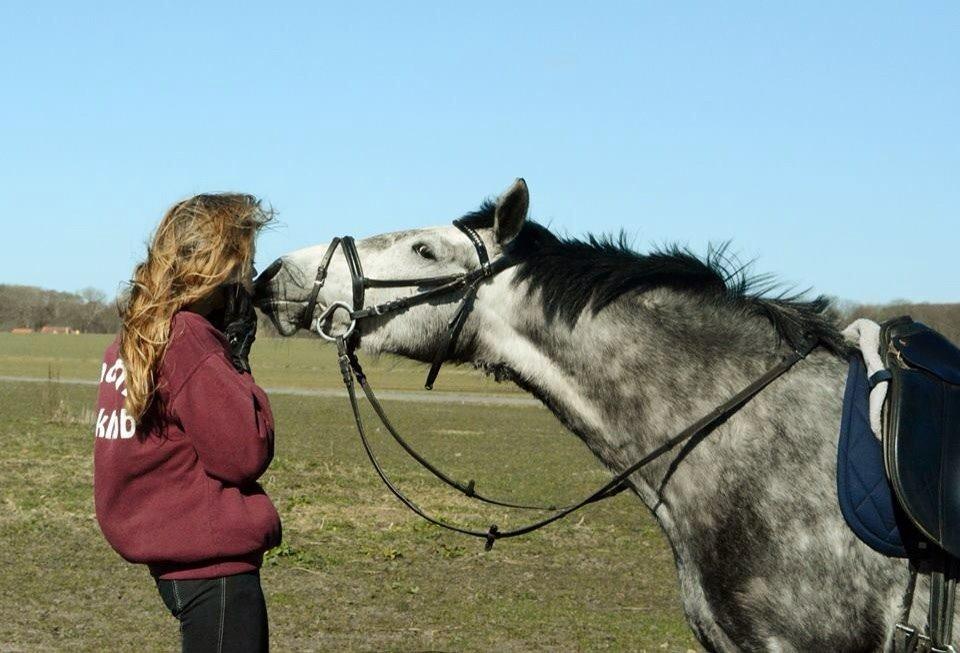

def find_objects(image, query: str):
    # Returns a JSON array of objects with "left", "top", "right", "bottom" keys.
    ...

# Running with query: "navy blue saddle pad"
[{"left": 837, "top": 354, "right": 914, "bottom": 557}]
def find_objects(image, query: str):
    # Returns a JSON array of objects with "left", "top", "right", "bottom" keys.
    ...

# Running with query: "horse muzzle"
[{"left": 253, "top": 257, "right": 319, "bottom": 336}]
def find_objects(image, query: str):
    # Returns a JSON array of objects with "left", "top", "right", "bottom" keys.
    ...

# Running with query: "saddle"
[
  {"left": 881, "top": 317, "right": 960, "bottom": 558},
  {"left": 880, "top": 317, "right": 960, "bottom": 652}
]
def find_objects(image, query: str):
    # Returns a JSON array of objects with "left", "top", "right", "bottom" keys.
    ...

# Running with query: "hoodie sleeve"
[{"left": 170, "top": 354, "right": 275, "bottom": 486}]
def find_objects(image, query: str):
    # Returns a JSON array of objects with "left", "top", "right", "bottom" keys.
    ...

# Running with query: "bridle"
[
  {"left": 292, "top": 218, "right": 819, "bottom": 550},
  {"left": 300, "top": 218, "right": 516, "bottom": 389}
]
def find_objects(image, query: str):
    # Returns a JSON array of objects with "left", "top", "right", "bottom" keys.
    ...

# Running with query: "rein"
[
  {"left": 334, "top": 334, "right": 815, "bottom": 550},
  {"left": 301, "top": 219, "right": 818, "bottom": 549}
]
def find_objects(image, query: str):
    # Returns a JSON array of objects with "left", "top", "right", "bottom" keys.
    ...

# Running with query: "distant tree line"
[
  {"left": 0, "top": 284, "right": 282, "bottom": 336},
  {"left": 0, "top": 284, "right": 121, "bottom": 333},
  {"left": 2, "top": 282, "right": 957, "bottom": 342}
]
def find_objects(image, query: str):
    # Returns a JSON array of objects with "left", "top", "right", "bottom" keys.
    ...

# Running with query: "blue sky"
[{"left": 1, "top": 2, "right": 957, "bottom": 304}]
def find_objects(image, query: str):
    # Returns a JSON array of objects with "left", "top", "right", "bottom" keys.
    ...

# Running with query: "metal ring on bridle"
[{"left": 314, "top": 301, "right": 357, "bottom": 342}]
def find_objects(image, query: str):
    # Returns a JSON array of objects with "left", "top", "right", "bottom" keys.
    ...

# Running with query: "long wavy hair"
[{"left": 119, "top": 193, "right": 274, "bottom": 419}]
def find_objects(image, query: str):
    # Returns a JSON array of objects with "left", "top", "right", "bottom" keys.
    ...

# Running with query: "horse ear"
[{"left": 493, "top": 178, "right": 529, "bottom": 244}]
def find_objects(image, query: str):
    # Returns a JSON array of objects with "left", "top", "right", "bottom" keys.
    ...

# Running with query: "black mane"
[{"left": 461, "top": 201, "right": 846, "bottom": 356}]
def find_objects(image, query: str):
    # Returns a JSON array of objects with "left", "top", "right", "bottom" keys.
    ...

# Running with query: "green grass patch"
[
  {"left": 0, "top": 335, "right": 698, "bottom": 651},
  {"left": 0, "top": 332, "right": 521, "bottom": 394}
]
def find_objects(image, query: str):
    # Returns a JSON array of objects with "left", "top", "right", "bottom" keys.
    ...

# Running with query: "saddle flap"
[{"left": 882, "top": 317, "right": 960, "bottom": 558}]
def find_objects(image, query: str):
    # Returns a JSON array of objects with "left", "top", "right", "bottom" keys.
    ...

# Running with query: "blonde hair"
[{"left": 119, "top": 193, "right": 274, "bottom": 419}]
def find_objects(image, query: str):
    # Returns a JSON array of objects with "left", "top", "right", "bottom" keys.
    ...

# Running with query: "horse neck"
[{"left": 471, "top": 279, "right": 787, "bottom": 487}]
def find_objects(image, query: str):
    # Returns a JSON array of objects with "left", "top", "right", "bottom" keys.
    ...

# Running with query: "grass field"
[
  {"left": 0, "top": 333, "right": 520, "bottom": 395},
  {"left": 0, "top": 333, "right": 697, "bottom": 652}
]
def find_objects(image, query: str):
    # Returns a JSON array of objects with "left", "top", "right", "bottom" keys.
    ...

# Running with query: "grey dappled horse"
[{"left": 255, "top": 180, "right": 948, "bottom": 652}]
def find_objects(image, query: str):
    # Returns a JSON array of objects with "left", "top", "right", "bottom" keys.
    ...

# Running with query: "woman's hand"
[{"left": 224, "top": 285, "right": 258, "bottom": 373}]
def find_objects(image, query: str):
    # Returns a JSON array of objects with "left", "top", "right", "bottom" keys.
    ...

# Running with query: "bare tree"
[{"left": 78, "top": 287, "right": 107, "bottom": 305}]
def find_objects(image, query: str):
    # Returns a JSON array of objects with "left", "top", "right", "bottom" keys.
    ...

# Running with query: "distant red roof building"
[{"left": 40, "top": 326, "right": 76, "bottom": 334}]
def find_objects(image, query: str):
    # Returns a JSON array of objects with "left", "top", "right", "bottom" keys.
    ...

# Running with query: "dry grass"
[
  {"left": 7, "top": 303, "right": 957, "bottom": 650},
  {"left": 0, "top": 372, "right": 697, "bottom": 652}
]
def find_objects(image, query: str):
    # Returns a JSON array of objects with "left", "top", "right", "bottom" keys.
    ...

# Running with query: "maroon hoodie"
[{"left": 94, "top": 311, "right": 281, "bottom": 580}]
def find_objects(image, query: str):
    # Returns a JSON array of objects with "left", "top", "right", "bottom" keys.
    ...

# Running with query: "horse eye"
[{"left": 413, "top": 243, "right": 435, "bottom": 260}]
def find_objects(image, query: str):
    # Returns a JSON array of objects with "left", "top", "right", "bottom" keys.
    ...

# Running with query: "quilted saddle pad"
[{"left": 836, "top": 354, "right": 916, "bottom": 557}]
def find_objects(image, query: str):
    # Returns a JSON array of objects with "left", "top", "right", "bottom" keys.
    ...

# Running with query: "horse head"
[{"left": 254, "top": 179, "right": 529, "bottom": 364}]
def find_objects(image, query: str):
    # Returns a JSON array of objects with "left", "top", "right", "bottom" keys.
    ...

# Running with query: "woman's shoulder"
[
  {"left": 160, "top": 312, "right": 230, "bottom": 390},
  {"left": 169, "top": 311, "right": 228, "bottom": 353},
  {"left": 102, "top": 334, "right": 121, "bottom": 361}
]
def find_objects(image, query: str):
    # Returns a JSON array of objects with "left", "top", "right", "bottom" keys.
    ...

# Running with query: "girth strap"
[
  {"left": 929, "top": 554, "right": 958, "bottom": 651},
  {"left": 893, "top": 565, "right": 920, "bottom": 653}
]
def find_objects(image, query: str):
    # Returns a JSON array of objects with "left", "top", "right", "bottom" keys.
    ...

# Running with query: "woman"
[{"left": 94, "top": 193, "right": 280, "bottom": 652}]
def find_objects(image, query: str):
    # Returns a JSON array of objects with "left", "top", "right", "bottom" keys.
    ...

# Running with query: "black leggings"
[{"left": 156, "top": 572, "right": 268, "bottom": 653}]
